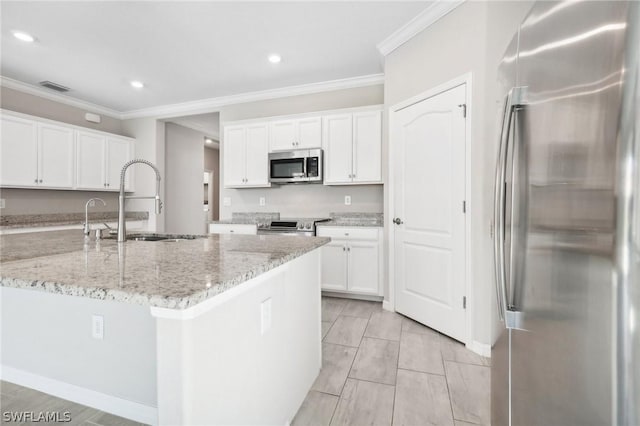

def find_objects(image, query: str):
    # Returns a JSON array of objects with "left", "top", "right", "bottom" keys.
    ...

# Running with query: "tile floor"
[
  {"left": 292, "top": 297, "right": 491, "bottom": 426},
  {"left": 0, "top": 297, "right": 491, "bottom": 426},
  {"left": 0, "top": 381, "right": 144, "bottom": 426}
]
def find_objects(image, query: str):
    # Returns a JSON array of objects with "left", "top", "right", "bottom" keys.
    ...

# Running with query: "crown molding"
[
  {"left": 0, "top": 76, "right": 122, "bottom": 119},
  {"left": 119, "top": 73, "right": 385, "bottom": 120},
  {"left": 1, "top": 73, "right": 385, "bottom": 121},
  {"left": 377, "top": 0, "right": 465, "bottom": 57}
]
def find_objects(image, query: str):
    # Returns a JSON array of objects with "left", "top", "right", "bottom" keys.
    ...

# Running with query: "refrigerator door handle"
[{"left": 494, "top": 86, "right": 527, "bottom": 325}]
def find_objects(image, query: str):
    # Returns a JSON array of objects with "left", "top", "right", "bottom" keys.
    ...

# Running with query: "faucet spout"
[
  {"left": 118, "top": 159, "right": 162, "bottom": 243},
  {"left": 84, "top": 198, "right": 106, "bottom": 235}
]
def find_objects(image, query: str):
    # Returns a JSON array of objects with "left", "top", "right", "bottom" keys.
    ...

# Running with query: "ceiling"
[{"left": 1, "top": 2, "right": 430, "bottom": 114}]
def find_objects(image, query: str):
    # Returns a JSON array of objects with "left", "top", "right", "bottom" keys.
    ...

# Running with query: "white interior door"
[{"left": 392, "top": 83, "right": 467, "bottom": 342}]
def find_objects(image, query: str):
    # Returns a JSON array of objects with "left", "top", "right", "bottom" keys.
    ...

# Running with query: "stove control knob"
[{"left": 305, "top": 223, "right": 311, "bottom": 229}]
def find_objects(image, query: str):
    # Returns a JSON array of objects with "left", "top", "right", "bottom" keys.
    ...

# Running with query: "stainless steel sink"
[{"left": 104, "top": 233, "right": 204, "bottom": 242}]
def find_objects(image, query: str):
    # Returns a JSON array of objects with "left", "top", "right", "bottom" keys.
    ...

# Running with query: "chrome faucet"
[
  {"left": 84, "top": 198, "right": 106, "bottom": 235},
  {"left": 118, "top": 159, "right": 162, "bottom": 243}
]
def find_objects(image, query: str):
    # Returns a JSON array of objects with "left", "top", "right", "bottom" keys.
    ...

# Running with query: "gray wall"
[
  {"left": 1, "top": 87, "right": 125, "bottom": 215},
  {"left": 219, "top": 85, "right": 384, "bottom": 219},
  {"left": 383, "top": 1, "right": 533, "bottom": 346},
  {"left": 164, "top": 123, "right": 206, "bottom": 234},
  {"left": 204, "top": 147, "right": 220, "bottom": 221}
]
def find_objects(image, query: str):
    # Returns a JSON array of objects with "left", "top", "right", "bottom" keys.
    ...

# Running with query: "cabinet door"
[
  {"left": 353, "top": 111, "right": 382, "bottom": 183},
  {"left": 76, "top": 131, "right": 106, "bottom": 190},
  {"left": 38, "top": 123, "right": 74, "bottom": 188},
  {"left": 223, "top": 126, "right": 246, "bottom": 187},
  {"left": 106, "top": 137, "right": 133, "bottom": 191},
  {"left": 348, "top": 240, "right": 380, "bottom": 295},
  {"left": 0, "top": 115, "right": 38, "bottom": 186},
  {"left": 296, "top": 116, "right": 322, "bottom": 149},
  {"left": 323, "top": 114, "right": 353, "bottom": 184},
  {"left": 245, "top": 123, "right": 270, "bottom": 186},
  {"left": 320, "top": 240, "right": 349, "bottom": 291},
  {"left": 269, "top": 119, "right": 296, "bottom": 151}
]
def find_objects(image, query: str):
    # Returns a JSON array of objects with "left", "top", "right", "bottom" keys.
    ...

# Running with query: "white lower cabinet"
[
  {"left": 316, "top": 226, "right": 382, "bottom": 296},
  {"left": 209, "top": 223, "right": 257, "bottom": 235}
]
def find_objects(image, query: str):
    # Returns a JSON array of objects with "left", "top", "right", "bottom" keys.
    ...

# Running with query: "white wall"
[
  {"left": 121, "top": 118, "right": 166, "bottom": 233},
  {"left": 164, "top": 123, "right": 207, "bottom": 234},
  {"left": 383, "top": 1, "right": 533, "bottom": 347},
  {"left": 1, "top": 287, "right": 157, "bottom": 409},
  {"left": 219, "top": 85, "right": 384, "bottom": 219}
]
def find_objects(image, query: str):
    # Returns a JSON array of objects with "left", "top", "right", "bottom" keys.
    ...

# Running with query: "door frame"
[{"left": 387, "top": 73, "right": 473, "bottom": 345}]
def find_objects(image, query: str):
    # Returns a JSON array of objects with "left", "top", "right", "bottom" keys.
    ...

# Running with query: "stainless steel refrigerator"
[{"left": 492, "top": 1, "right": 640, "bottom": 425}]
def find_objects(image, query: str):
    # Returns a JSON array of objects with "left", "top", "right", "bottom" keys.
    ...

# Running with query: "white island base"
[{"left": 1, "top": 249, "right": 322, "bottom": 425}]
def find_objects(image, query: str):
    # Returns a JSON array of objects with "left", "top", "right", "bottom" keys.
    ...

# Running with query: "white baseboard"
[
  {"left": 382, "top": 300, "right": 394, "bottom": 312},
  {"left": 0, "top": 366, "right": 157, "bottom": 425},
  {"left": 466, "top": 341, "right": 491, "bottom": 358}
]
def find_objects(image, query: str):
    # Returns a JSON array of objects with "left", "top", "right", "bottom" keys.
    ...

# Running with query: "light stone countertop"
[
  {"left": 0, "top": 230, "right": 329, "bottom": 309},
  {"left": 0, "top": 211, "right": 149, "bottom": 230}
]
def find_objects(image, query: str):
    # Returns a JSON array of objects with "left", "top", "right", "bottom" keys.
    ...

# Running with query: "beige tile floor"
[
  {"left": 292, "top": 297, "right": 491, "bottom": 426},
  {"left": 0, "top": 297, "right": 490, "bottom": 426},
  {"left": 0, "top": 381, "right": 144, "bottom": 426}
]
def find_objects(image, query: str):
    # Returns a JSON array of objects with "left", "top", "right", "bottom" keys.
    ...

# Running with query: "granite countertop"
[
  {"left": 321, "top": 213, "right": 384, "bottom": 227},
  {"left": 0, "top": 230, "right": 330, "bottom": 309},
  {"left": 0, "top": 212, "right": 149, "bottom": 230}
]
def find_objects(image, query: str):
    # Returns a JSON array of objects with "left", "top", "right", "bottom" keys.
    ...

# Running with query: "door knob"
[{"left": 393, "top": 217, "right": 403, "bottom": 225}]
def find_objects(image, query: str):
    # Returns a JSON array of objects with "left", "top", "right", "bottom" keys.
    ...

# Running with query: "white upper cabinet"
[
  {"left": 244, "top": 124, "right": 269, "bottom": 186},
  {"left": 0, "top": 114, "right": 38, "bottom": 187},
  {"left": 76, "top": 132, "right": 135, "bottom": 192},
  {"left": 223, "top": 123, "right": 270, "bottom": 188},
  {"left": 323, "top": 109, "right": 382, "bottom": 185},
  {"left": 269, "top": 116, "right": 321, "bottom": 151},
  {"left": 106, "top": 136, "right": 134, "bottom": 191},
  {"left": 0, "top": 110, "right": 136, "bottom": 192},
  {"left": 352, "top": 111, "right": 382, "bottom": 183},
  {"left": 323, "top": 114, "right": 353, "bottom": 184},
  {"left": 38, "top": 123, "right": 75, "bottom": 188},
  {"left": 76, "top": 131, "right": 106, "bottom": 190}
]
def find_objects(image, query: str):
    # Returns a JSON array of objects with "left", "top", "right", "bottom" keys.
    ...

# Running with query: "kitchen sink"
[{"left": 104, "top": 233, "right": 204, "bottom": 242}]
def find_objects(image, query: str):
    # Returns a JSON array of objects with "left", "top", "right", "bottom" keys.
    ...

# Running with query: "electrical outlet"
[
  {"left": 91, "top": 315, "right": 104, "bottom": 340},
  {"left": 259, "top": 197, "right": 266, "bottom": 206},
  {"left": 344, "top": 195, "right": 351, "bottom": 206},
  {"left": 223, "top": 197, "right": 231, "bottom": 207},
  {"left": 0, "top": 199, "right": 5, "bottom": 209},
  {"left": 261, "top": 298, "right": 272, "bottom": 335}
]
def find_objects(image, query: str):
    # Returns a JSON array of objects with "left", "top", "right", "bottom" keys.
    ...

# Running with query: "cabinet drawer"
[
  {"left": 316, "top": 226, "right": 379, "bottom": 241},
  {"left": 209, "top": 224, "right": 257, "bottom": 235}
]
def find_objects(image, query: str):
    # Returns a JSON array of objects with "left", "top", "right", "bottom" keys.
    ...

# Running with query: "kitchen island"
[{"left": 0, "top": 230, "right": 329, "bottom": 425}]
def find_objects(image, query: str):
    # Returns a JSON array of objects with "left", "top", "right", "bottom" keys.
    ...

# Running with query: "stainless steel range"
[{"left": 257, "top": 218, "right": 330, "bottom": 237}]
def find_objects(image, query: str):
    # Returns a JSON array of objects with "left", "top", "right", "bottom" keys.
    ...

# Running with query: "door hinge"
[
  {"left": 462, "top": 200, "right": 466, "bottom": 213},
  {"left": 463, "top": 296, "right": 467, "bottom": 309},
  {"left": 458, "top": 103, "right": 467, "bottom": 118}
]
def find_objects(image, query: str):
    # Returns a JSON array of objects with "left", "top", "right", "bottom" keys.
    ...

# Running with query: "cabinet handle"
[
  {"left": 347, "top": 247, "right": 351, "bottom": 252},
  {"left": 39, "top": 179, "right": 43, "bottom": 183},
  {"left": 34, "top": 178, "right": 38, "bottom": 183},
  {"left": 343, "top": 246, "right": 346, "bottom": 251},
  {"left": 345, "top": 233, "right": 349, "bottom": 236}
]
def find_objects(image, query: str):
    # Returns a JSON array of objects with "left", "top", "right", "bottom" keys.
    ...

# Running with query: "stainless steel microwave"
[{"left": 268, "top": 149, "right": 323, "bottom": 184}]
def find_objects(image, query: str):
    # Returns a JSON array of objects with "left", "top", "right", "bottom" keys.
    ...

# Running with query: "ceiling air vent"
[{"left": 39, "top": 81, "right": 70, "bottom": 93}]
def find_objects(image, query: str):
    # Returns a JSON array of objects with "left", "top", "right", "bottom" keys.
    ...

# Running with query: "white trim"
[
  {"left": 382, "top": 300, "right": 395, "bottom": 312},
  {"left": 0, "top": 76, "right": 121, "bottom": 119},
  {"left": 376, "top": 1, "right": 466, "bottom": 56},
  {"left": 388, "top": 73, "right": 473, "bottom": 345},
  {"left": 1, "top": 73, "right": 384, "bottom": 121},
  {"left": 466, "top": 341, "right": 491, "bottom": 358},
  {"left": 121, "top": 74, "right": 385, "bottom": 120},
  {"left": 0, "top": 366, "right": 158, "bottom": 425}
]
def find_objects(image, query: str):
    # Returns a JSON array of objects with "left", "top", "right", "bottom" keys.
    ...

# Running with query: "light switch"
[
  {"left": 261, "top": 298, "right": 272, "bottom": 335},
  {"left": 223, "top": 197, "right": 231, "bottom": 207},
  {"left": 344, "top": 195, "right": 351, "bottom": 206}
]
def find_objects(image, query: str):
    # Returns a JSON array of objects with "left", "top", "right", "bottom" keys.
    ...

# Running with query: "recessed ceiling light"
[
  {"left": 130, "top": 80, "right": 144, "bottom": 89},
  {"left": 268, "top": 54, "right": 282, "bottom": 64},
  {"left": 13, "top": 31, "right": 35, "bottom": 43}
]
